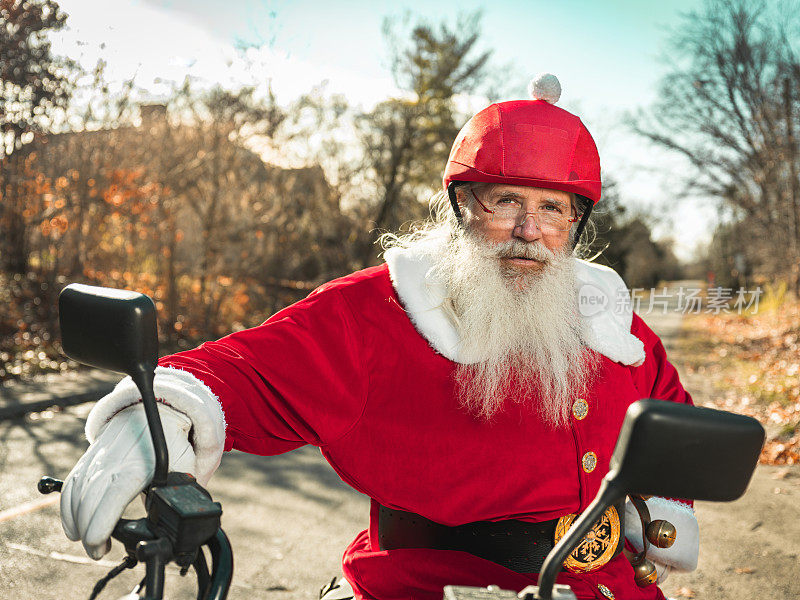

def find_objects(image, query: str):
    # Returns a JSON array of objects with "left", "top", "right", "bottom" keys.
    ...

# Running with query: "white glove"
[{"left": 60, "top": 404, "right": 196, "bottom": 559}]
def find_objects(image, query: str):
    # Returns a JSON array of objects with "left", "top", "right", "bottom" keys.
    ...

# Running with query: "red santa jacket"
[{"left": 88, "top": 259, "right": 696, "bottom": 600}]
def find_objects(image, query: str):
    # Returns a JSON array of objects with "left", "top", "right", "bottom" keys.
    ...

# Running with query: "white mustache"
[{"left": 490, "top": 239, "right": 556, "bottom": 262}]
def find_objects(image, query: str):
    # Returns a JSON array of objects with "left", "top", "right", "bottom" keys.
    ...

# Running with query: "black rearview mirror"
[
  {"left": 609, "top": 399, "right": 764, "bottom": 501},
  {"left": 59, "top": 283, "right": 158, "bottom": 377},
  {"left": 59, "top": 283, "right": 168, "bottom": 486}
]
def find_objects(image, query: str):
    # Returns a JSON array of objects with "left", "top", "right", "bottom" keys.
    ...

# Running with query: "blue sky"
[
  {"left": 139, "top": 0, "right": 698, "bottom": 109},
  {"left": 54, "top": 0, "right": 715, "bottom": 260}
]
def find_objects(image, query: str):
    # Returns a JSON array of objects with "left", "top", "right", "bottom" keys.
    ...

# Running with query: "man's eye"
[
  {"left": 542, "top": 204, "right": 565, "bottom": 213},
  {"left": 495, "top": 197, "right": 518, "bottom": 206}
]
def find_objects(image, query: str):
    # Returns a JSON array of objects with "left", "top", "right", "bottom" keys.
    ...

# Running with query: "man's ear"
[
  {"left": 454, "top": 186, "right": 470, "bottom": 208},
  {"left": 455, "top": 182, "right": 489, "bottom": 210}
]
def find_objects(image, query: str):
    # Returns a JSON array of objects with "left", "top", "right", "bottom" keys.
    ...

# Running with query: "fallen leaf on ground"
[
  {"left": 679, "top": 300, "right": 800, "bottom": 466},
  {"left": 674, "top": 587, "right": 696, "bottom": 598},
  {"left": 772, "top": 468, "right": 791, "bottom": 479},
  {"left": 734, "top": 567, "right": 755, "bottom": 574}
]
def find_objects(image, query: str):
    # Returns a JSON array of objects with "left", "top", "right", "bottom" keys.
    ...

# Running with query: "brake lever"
[
  {"left": 113, "top": 518, "right": 157, "bottom": 555},
  {"left": 39, "top": 477, "right": 160, "bottom": 557}
]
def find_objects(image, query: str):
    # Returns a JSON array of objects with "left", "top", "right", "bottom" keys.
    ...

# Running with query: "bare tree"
[
  {"left": 631, "top": 0, "right": 800, "bottom": 289},
  {"left": 355, "top": 11, "right": 493, "bottom": 264}
]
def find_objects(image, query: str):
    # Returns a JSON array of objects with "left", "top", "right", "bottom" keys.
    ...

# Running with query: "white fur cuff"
[
  {"left": 85, "top": 366, "right": 227, "bottom": 486},
  {"left": 624, "top": 496, "right": 699, "bottom": 572}
]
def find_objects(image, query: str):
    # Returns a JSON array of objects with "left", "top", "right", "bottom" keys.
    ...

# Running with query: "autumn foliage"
[{"left": 0, "top": 93, "right": 363, "bottom": 383}]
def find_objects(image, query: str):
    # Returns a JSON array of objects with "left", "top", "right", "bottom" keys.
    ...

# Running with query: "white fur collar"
[{"left": 384, "top": 241, "right": 646, "bottom": 367}]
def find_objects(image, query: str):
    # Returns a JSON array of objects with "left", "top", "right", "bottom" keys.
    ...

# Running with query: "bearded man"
[{"left": 60, "top": 75, "right": 699, "bottom": 600}]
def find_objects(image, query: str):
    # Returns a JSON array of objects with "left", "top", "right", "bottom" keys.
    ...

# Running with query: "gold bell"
[
  {"left": 646, "top": 519, "right": 676, "bottom": 549},
  {"left": 633, "top": 558, "right": 658, "bottom": 587}
]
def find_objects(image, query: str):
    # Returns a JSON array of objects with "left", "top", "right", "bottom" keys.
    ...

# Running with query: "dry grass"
[{"left": 675, "top": 295, "right": 800, "bottom": 465}]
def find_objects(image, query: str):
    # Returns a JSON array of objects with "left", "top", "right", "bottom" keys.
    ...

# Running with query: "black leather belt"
[{"left": 377, "top": 504, "right": 624, "bottom": 574}]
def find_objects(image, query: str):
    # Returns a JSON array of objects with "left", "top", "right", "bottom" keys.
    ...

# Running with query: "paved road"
[
  {"left": 0, "top": 369, "right": 120, "bottom": 419},
  {"left": 0, "top": 400, "right": 368, "bottom": 599},
  {"left": 0, "top": 280, "right": 798, "bottom": 599}
]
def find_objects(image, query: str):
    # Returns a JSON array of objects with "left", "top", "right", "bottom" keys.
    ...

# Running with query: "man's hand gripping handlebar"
[{"left": 39, "top": 283, "right": 233, "bottom": 599}]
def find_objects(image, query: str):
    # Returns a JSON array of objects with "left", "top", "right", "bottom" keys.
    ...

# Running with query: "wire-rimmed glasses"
[{"left": 468, "top": 186, "right": 580, "bottom": 232}]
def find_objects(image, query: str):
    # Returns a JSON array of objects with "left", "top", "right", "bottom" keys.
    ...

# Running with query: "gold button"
[
  {"left": 572, "top": 398, "right": 588, "bottom": 420},
  {"left": 597, "top": 583, "right": 615, "bottom": 599},
  {"left": 582, "top": 451, "right": 597, "bottom": 473}
]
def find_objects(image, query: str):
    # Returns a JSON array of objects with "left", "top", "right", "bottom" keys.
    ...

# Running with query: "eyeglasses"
[{"left": 469, "top": 187, "right": 580, "bottom": 232}]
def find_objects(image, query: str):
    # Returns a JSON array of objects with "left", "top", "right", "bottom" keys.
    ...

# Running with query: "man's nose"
[{"left": 514, "top": 213, "right": 543, "bottom": 242}]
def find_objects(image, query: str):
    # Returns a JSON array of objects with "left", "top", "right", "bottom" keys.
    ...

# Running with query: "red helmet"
[{"left": 443, "top": 74, "right": 601, "bottom": 205}]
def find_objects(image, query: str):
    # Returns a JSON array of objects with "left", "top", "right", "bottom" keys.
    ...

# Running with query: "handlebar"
[
  {"left": 38, "top": 475, "right": 233, "bottom": 600},
  {"left": 38, "top": 476, "right": 63, "bottom": 494}
]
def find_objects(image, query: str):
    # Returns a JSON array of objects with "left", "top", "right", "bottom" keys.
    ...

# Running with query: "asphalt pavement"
[
  {"left": 0, "top": 368, "right": 120, "bottom": 419},
  {"left": 0, "top": 399, "right": 369, "bottom": 599}
]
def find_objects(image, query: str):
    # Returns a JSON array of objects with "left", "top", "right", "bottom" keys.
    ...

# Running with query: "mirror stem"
[
  {"left": 131, "top": 365, "right": 169, "bottom": 488},
  {"left": 536, "top": 479, "right": 623, "bottom": 600}
]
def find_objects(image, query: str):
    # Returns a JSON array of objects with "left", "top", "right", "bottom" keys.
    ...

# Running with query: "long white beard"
[{"left": 430, "top": 229, "right": 599, "bottom": 427}]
